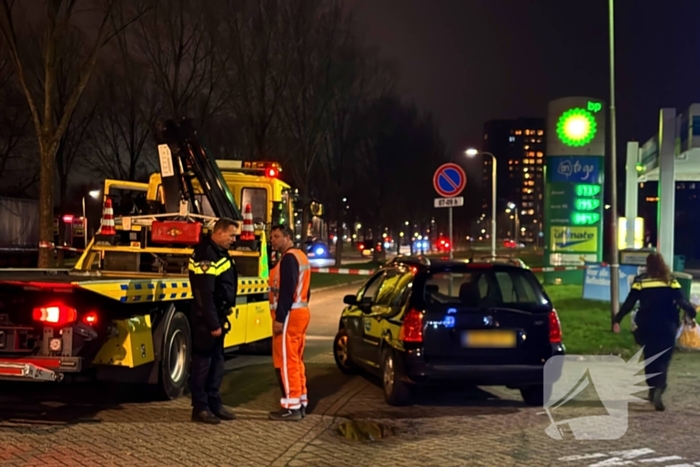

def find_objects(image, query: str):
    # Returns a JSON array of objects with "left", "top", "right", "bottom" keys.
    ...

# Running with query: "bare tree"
[
  {"left": 280, "top": 0, "right": 350, "bottom": 241},
  {"left": 0, "top": 0, "right": 151, "bottom": 266},
  {"left": 137, "top": 0, "right": 231, "bottom": 130},
  {"left": 320, "top": 37, "right": 396, "bottom": 265},
  {"left": 0, "top": 50, "right": 34, "bottom": 196},
  {"left": 222, "top": 0, "right": 290, "bottom": 161},
  {"left": 86, "top": 29, "right": 159, "bottom": 180}
]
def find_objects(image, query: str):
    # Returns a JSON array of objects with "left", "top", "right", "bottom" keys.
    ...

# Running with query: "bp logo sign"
[
  {"left": 556, "top": 107, "right": 597, "bottom": 147},
  {"left": 551, "top": 227, "right": 597, "bottom": 252}
]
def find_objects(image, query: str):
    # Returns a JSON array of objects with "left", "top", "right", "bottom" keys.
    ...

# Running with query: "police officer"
[
  {"left": 268, "top": 224, "right": 311, "bottom": 421},
  {"left": 188, "top": 217, "right": 239, "bottom": 424},
  {"left": 613, "top": 252, "right": 697, "bottom": 411}
]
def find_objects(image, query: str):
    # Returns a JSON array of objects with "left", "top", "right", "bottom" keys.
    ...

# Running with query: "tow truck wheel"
[{"left": 159, "top": 311, "right": 192, "bottom": 400}]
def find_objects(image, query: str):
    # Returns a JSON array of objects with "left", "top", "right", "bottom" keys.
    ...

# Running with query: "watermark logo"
[{"left": 540, "top": 347, "right": 670, "bottom": 440}]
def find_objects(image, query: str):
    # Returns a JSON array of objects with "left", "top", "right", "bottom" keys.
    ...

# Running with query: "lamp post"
[
  {"left": 466, "top": 149, "right": 497, "bottom": 258},
  {"left": 507, "top": 202, "right": 519, "bottom": 245},
  {"left": 608, "top": 0, "right": 620, "bottom": 323},
  {"left": 83, "top": 189, "right": 101, "bottom": 247}
]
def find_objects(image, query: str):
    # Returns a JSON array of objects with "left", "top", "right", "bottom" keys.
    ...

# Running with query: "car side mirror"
[{"left": 343, "top": 294, "right": 358, "bottom": 306}]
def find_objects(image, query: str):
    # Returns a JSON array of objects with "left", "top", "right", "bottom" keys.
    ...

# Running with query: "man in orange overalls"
[{"left": 268, "top": 224, "right": 311, "bottom": 421}]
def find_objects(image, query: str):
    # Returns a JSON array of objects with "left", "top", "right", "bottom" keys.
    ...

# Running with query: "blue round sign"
[{"left": 433, "top": 163, "right": 466, "bottom": 197}]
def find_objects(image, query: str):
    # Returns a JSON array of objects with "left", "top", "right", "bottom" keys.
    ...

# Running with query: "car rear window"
[{"left": 422, "top": 268, "right": 548, "bottom": 308}]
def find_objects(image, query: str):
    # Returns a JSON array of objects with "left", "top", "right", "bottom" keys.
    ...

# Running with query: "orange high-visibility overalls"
[{"left": 269, "top": 248, "right": 311, "bottom": 410}]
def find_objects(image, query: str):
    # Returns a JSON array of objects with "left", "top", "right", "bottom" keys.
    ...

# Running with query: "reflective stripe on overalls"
[{"left": 270, "top": 248, "right": 311, "bottom": 410}]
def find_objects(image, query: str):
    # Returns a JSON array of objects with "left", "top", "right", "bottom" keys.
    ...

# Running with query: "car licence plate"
[{"left": 462, "top": 330, "right": 516, "bottom": 348}]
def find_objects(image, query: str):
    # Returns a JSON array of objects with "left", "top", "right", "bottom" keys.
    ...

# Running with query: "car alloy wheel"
[
  {"left": 333, "top": 328, "right": 358, "bottom": 374},
  {"left": 383, "top": 353, "right": 395, "bottom": 396}
]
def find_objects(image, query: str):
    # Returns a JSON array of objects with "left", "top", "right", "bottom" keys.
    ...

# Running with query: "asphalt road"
[{"left": 2, "top": 283, "right": 700, "bottom": 466}]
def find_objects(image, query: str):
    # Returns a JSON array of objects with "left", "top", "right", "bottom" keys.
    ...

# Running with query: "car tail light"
[
  {"left": 399, "top": 308, "right": 424, "bottom": 343},
  {"left": 549, "top": 309, "right": 562, "bottom": 343},
  {"left": 32, "top": 304, "right": 77, "bottom": 326}
]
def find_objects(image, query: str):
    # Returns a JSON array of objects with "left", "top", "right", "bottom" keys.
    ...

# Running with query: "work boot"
[
  {"left": 268, "top": 408, "right": 302, "bottom": 422},
  {"left": 300, "top": 405, "right": 307, "bottom": 418},
  {"left": 211, "top": 405, "right": 237, "bottom": 421},
  {"left": 192, "top": 409, "right": 221, "bottom": 424},
  {"left": 652, "top": 388, "right": 665, "bottom": 412}
]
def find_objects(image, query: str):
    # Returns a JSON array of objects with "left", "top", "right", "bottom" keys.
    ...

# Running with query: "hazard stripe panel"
[{"left": 75, "top": 277, "right": 269, "bottom": 303}]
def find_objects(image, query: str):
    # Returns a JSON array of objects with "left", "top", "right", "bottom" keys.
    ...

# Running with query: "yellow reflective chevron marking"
[{"left": 75, "top": 277, "right": 270, "bottom": 303}]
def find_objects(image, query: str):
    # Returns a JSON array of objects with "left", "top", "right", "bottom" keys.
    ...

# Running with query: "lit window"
[
  {"left": 537, "top": 130, "right": 544, "bottom": 136},
  {"left": 537, "top": 152, "right": 543, "bottom": 157},
  {"left": 509, "top": 136, "right": 515, "bottom": 142}
]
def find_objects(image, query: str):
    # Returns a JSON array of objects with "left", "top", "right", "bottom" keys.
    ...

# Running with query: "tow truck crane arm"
[{"left": 154, "top": 118, "right": 243, "bottom": 221}]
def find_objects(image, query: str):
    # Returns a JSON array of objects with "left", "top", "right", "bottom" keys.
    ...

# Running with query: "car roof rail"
[
  {"left": 469, "top": 254, "right": 526, "bottom": 266},
  {"left": 386, "top": 254, "right": 431, "bottom": 267}
]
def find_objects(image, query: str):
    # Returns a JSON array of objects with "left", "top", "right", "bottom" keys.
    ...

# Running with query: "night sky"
[{"left": 349, "top": 0, "right": 700, "bottom": 196}]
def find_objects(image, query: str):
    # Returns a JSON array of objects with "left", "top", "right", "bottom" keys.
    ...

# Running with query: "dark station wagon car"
[{"left": 332, "top": 256, "right": 565, "bottom": 406}]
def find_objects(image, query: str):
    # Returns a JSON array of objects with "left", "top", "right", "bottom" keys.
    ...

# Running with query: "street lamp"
[
  {"left": 506, "top": 202, "right": 519, "bottom": 245},
  {"left": 466, "top": 148, "right": 496, "bottom": 258},
  {"left": 83, "top": 189, "right": 101, "bottom": 247}
]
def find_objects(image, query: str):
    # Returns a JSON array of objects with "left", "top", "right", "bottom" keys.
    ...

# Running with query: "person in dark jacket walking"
[
  {"left": 188, "top": 217, "right": 239, "bottom": 424},
  {"left": 613, "top": 252, "right": 697, "bottom": 411}
]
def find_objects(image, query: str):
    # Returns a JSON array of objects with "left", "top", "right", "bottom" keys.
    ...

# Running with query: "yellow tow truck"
[{"left": 0, "top": 119, "right": 282, "bottom": 399}]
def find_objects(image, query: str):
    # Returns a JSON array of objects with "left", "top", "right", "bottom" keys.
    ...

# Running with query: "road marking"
[
  {"left": 560, "top": 454, "right": 609, "bottom": 461},
  {"left": 638, "top": 457, "right": 684, "bottom": 463},
  {"left": 559, "top": 449, "right": 695, "bottom": 467},
  {"left": 609, "top": 450, "right": 656, "bottom": 459},
  {"left": 589, "top": 459, "right": 634, "bottom": 467}
]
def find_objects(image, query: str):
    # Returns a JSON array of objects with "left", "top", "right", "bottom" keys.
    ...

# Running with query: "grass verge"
[
  {"left": 545, "top": 282, "right": 700, "bottom": 374},
  {"left": 543, "top": 283, "right": 639, "bottom": 357}
]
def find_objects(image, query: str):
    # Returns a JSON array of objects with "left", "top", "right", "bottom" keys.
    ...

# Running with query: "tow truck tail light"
[
  {"left": 266, "top": 167, "right": 278, "bottom": 178},
  {"left": 82, "top": 311, "right": 99, "bottom": 325},
  {"left": 399, "top": 308, "right": 424, "bottom": 343},
  {"left": 549, "top": 309, "right": 562, "bottom": 344},
  {"left": 32, "top": 304, "right": 77, "bottom": 326}
]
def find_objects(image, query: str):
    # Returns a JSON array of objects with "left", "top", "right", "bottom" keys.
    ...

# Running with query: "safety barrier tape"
[
  {"left": 310, "top": 267, "right": 375, "bottom": 275},
  {"left": 528, "top": 266, "right": 586, "bottom": 273},
  {"left": 37, "top": 242, "right": 84, "bottom": 253},
  {"left": 310, "top": 265, "right": 588, "bottom": 275}
]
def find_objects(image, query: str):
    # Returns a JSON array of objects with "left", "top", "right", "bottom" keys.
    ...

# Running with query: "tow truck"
[{"left": 0, "top": 119, "right": 276, "bottom": 399}]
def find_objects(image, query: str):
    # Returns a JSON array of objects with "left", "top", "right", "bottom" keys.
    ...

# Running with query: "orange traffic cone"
[
  {"left": 97, "top": 198, "right": 116, "bottom": 236},
  {"left": 240, "top": 204, "right": 255, "bottom": 241}
]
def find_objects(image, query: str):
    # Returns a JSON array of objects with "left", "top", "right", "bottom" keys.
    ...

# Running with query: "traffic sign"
[
  {"left": 433, "top": 163, "right": 466, "bottom": 198},
  {"left": 434, "top": 197, "right": 464, "bottom": 208}
]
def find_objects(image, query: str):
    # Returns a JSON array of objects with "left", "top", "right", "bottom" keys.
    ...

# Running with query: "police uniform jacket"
[
  {"left": 614, "top": 273, "right": 696, "bottom": 332},
  {"left": 188, "top": 236, "right": 238, "bottom": 332}
]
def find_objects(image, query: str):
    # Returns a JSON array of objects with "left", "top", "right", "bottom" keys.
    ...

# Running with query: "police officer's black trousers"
[
  {"left": 639, "top": 325, "right": 676, "bottom": 391},
  {"left": 189, "top": 335, "right": 225, "bottom": 412}
]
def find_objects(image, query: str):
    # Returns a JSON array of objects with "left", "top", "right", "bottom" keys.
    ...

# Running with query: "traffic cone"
[
  {"left": 97, "top": 198, "right": 116, "bottom": 235},
  {"left": 240, "top": 204, "right": 255, "bottom": 240}
]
